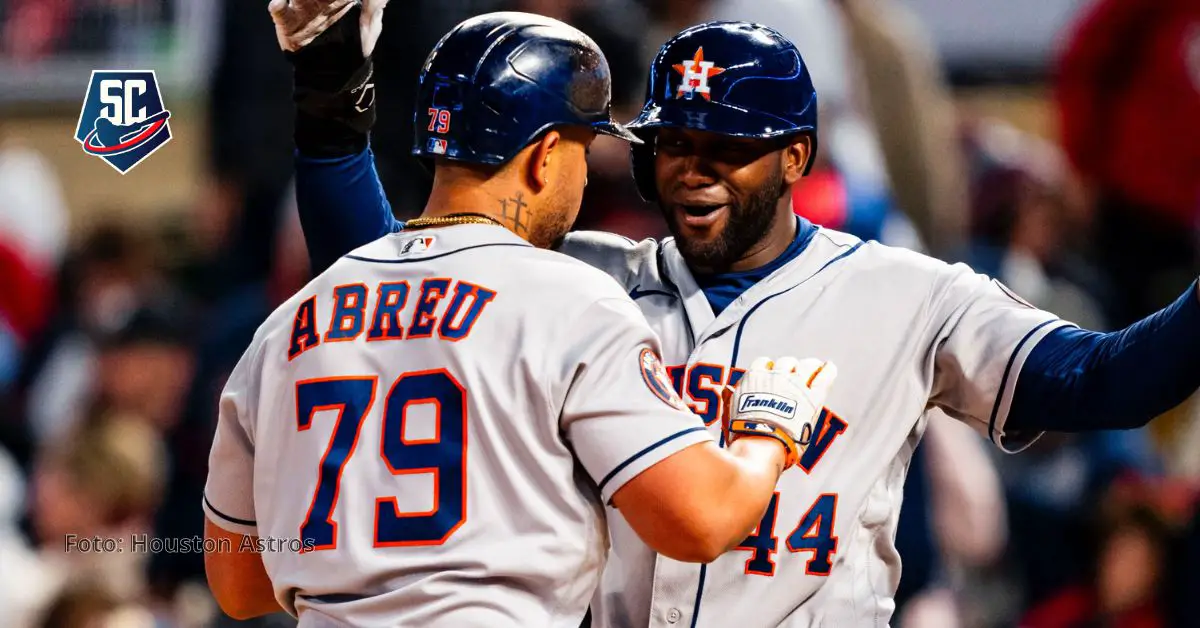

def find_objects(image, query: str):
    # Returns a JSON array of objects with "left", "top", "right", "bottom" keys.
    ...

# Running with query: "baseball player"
[
  {"left": 203, "top": 12, "right": 838, "bottom": 627},
  {"left": 275, "top": 4, "right": 1200, "bottom": 628}
]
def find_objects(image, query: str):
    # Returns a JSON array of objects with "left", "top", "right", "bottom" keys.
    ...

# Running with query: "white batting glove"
[
  {"left": 726, "top": 357, "right": 837, "bottom": 469},
  {"left": 268, "top": 0, "right": 388, "bottom": 57}
]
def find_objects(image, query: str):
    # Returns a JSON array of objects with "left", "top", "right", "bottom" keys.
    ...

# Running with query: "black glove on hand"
[{"left": 278, "top": 2, "right": 376, "bottom": 156}]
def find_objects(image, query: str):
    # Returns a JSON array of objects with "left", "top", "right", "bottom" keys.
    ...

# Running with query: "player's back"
[{"left": 239, "top": 225, "right": 656, "bottom": 626}]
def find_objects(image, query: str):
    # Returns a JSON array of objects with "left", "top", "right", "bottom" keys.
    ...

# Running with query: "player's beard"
[{"left": 662, "top": 164, "right": 786, "bottom": 273}]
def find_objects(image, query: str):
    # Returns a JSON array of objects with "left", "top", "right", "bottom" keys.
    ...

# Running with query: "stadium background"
[{"left": 0, "top": 0, "right": 1198, "bottom": 626}]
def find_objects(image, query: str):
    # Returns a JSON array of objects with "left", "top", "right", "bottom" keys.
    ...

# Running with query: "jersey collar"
[{"left": 660, "top": 225, "right": 864, "bottom": 348}]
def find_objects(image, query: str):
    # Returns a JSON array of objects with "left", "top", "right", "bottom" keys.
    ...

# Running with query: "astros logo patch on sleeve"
[{"left": 639, "top": 348, "right": 688, "bottom": 411}]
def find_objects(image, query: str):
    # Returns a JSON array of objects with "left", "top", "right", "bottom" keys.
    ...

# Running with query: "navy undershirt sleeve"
[
  {"left": 1007, "top": 282, "right": 1200, "bottom": 432},
  {"left": 295, "top": 147, "right": 403, "bottom": 275}
]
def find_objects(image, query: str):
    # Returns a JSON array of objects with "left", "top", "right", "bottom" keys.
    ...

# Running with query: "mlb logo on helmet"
[
  {"left": 75, "top": 70, "right": 172, "bottom": 174},
  {"left": 672, "top": 47, "right": 725, "bottom": 100},
  {"left": 427, "top": 138, "right": 449, "bottom": 155}
]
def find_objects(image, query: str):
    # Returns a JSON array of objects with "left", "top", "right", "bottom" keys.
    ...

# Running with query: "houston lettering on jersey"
[{"left": 288, "top": 278, "right": 497, "bottom": 360}]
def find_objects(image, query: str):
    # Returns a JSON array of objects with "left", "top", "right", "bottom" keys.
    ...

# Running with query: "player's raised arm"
[
  {"left": 270, "top": 0, "right": 400, "bottom": 274},
  {"left": 559, "top": 297, "right": 836, "bottom": 562},
  {"left": 927, "top": 262, "right": 1200, "bottom": 450}
]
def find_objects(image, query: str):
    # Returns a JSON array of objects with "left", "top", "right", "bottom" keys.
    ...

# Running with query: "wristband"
[
  {"left": 727, "top": 419, "right": 800, "bottom": 469},
  {"left": 286, "top": 3, "right": 375, "bottom": 156},
  {"left": 291, "top": 57, "right": 373, "bottom": 156}
]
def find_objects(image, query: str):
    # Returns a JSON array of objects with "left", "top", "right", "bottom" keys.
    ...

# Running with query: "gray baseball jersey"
[
  {"left": 203, "top": 224, "right": 714, "bottom": 627},
  {"left": 560, "top": 226, "right": 1069, "bottom": 628}
]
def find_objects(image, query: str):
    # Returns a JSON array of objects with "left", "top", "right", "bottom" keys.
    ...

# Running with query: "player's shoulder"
[
  {"left": 802, "top": 227, "right": 989, "bottom": 307},
  {"left": 814, "top": 227, "right": 962, "bottom": 278},
  {"left": 557, "top": 230, "right": 661, "bottom": 289},
  {"left": 558, "top": 229, "right": 643, "bottom": 255},
  {"left": 519, "top": 244, "right": 638, "bottom": 303},
  {"left": 216, "top": 282, "right": 322, "bottom": 390},
  {"left": 254, "top": 271, "right": 334, "bottom": 346},
  {"left": 492, "top": 242, "right": 652, "bottom": 329},
  {"left": 353, "top": 229, "right": 637, "bottom": 304}
]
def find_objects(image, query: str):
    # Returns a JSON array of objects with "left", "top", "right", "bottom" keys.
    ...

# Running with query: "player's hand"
[
  {"left": 268, "top": 0, "right": 387, "bottom": 58},
  {"left": 725, "top": 357, "right": 837, "bottom": 469},
  {"left": 274, "top": 0, "right": 386, "bottom": 147}
]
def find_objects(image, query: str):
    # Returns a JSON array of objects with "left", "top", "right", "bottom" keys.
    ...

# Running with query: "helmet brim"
[
  {"left": 594, "top": 119, "right": 644, "bottom": 144},
  {"left": 626, "top": 101, "right": 819, "bottom": 176},
  {"left": 626, "top": 100, "right": 813, "bottom": 140}
]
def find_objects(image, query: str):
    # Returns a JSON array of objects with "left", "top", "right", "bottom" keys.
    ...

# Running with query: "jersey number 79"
[{"left": 294, "top": 369, "right": 467, "bottom": 550}]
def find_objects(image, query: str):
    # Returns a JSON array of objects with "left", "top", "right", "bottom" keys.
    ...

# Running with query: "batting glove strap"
[{"left": 727, "top": 419, "right": 800, "bottom": 469}]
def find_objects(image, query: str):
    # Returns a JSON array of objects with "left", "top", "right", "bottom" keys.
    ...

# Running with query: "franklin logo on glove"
[
  {"left": 726, "top": 357, "right": 836, "bottom": 469},
  {"left": 737, "top": 393, "right": 798, "bottom": 418}
]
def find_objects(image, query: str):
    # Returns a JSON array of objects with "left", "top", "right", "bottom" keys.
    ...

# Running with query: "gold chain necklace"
[{"left": 403, "top": 214, "right": 502, "bottom": 230}]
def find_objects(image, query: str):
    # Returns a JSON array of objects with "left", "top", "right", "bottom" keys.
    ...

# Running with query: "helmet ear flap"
[{"left": 631, "top": 135, "right": 658, "bottom": 202}]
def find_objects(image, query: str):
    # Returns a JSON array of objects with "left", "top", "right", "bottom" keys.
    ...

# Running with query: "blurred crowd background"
[{"left": 1, "top": 0, "right": 1199, "bottom": 626}]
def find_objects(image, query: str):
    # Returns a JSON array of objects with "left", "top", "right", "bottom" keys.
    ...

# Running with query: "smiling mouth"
[
  {"left": 674, "top": 203, "right": 729, "bottom": 229},
  {"left": 678, "top": 203, "right": 726, "bottom": 217}
]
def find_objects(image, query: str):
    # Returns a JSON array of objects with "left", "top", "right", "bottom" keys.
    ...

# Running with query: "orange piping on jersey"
[
  {"left": 406, "top": 278, "right": 452, "bottom": 339},
  {"left": 686, "top": 363, "right": 725, "bottom": 425},
  {"left": 366, "top": 281, "right": 411, "bottom": 342},
  {"left": 727, "top": 367, "right": 747, "bottom": 385},
  {"left": 375, "top": 467, "right": 441, "bottom": 525},
  {"left": 788, "top": 492, "right": 839, "bottom": 577},
  {"left": 737, "top": 490, "right": 781, "bottom": 576},
  {"left": 798, "top": 409, "right": 848, "bottom": 475},
  {"left": 665, "top": 364, "right": 688, "bottom": 397},
  {"left": 323, "top": 283, "right": 370, "bottom": 343},
  {"left": 295, "top": 375, "right": 379, "bottom": 552},
  {"left": 374, "top": 368, "right": 468, "bottom": 548},
  {"left": 396, "top": 397, "right": 442, "bottom": 446},
  {"left": 719, "top": 366, "right": 748, "bottom": 426},
  {"left": 437, "top": 281, "right": 498, "bottom": 342},
  {"left": 287, "top": 296, "right": 321, "bottom": 361}
]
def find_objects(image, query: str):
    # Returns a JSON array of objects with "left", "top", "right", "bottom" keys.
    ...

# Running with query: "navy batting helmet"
[
  {"left": 627, "top": 21, "right": 819, "bottom": 201},
  {"left": 412, "top": 12, "right": 641, "bottom": 165}
]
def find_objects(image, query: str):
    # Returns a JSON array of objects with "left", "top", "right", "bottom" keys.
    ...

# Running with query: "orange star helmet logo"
[{"left": 673, "top": 47, "right": 725, "bottom": 100}]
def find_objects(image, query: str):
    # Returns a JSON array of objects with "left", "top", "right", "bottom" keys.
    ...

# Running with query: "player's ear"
[
  {"left": 782, "top": 136, "right": 810, "bottom": 185},
  {"left": 526, "top": 130, "right": 561, "bottom": 193}
]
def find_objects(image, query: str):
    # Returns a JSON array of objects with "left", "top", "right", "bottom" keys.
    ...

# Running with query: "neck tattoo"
[{"left": 499, "top": 192, "right": 529, "bottom": 234}]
